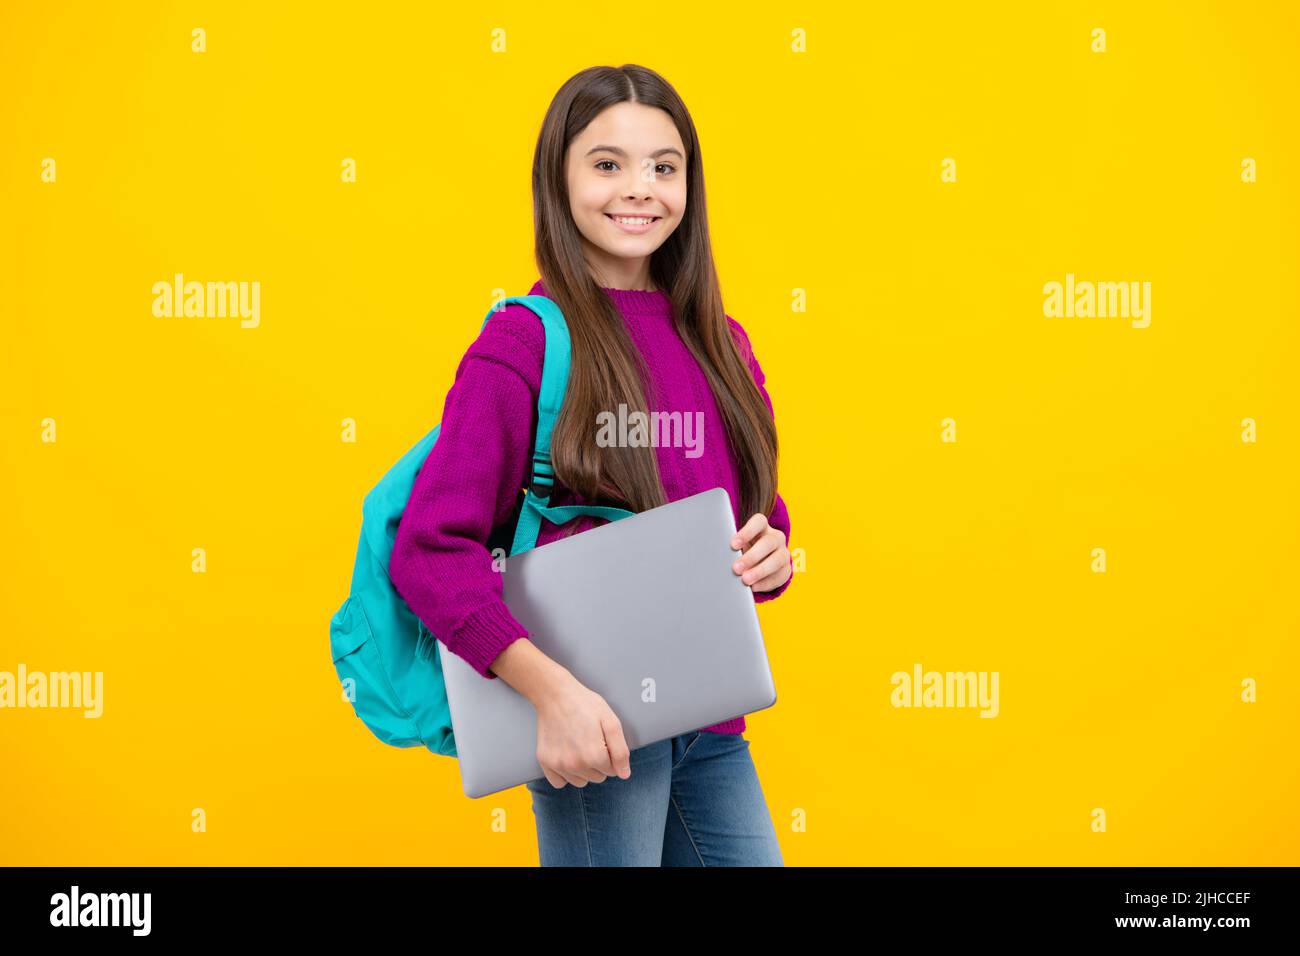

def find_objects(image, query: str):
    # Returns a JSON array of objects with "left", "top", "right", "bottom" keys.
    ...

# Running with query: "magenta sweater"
[{"left": 389, "top": 279, "right": 792, "bottom": 736}]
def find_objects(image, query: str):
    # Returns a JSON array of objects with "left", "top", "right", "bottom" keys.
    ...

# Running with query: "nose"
[
  {"left": 623, "top": 183, "right": 654, "bottom": 205},
  {"left": 625, "top": 161, "right": 658, "bottom": 199}
]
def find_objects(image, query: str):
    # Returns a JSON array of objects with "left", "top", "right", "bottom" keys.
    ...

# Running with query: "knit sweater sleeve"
[
  {"left": 726, "top": 315, "right": 794, "bottom": 604},
  {"left": 389, "top": 305, "right": 547, "bottom": 679}
]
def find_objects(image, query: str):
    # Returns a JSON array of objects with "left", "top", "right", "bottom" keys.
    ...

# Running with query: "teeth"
[{"left": 610, "top": 215, "right": 657, "bottom": 225}]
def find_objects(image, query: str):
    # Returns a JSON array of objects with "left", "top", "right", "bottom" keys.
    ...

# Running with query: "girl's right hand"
[{"left": 534, "top": 672, "right": 633, "bottom": 788}]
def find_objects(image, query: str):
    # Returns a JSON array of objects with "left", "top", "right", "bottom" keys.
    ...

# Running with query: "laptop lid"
[{"left": 441, "top": 486, "right": 777, "bottom": 798}]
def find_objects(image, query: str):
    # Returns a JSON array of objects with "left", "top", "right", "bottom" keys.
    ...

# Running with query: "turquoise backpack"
[{"left": 328, "top": 295, "right": 637, "bottom": 757}]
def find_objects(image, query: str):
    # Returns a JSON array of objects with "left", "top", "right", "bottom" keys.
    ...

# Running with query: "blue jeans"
[{"left": 525, "top": 730, "right": 783, "bottom": 866}]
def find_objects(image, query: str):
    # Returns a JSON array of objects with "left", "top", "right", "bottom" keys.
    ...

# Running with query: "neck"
[{"left": 582, "top": 245, "right": 655, "bottom": 292}]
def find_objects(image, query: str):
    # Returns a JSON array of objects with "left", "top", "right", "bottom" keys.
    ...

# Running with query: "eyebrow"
[{"left": 585, "top": 145, "right": 684, "bottom": 160}]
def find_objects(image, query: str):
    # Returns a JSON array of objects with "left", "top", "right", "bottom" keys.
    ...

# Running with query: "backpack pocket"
[{"left": 330, "top": 596, "right": 421, "bottom": 747}]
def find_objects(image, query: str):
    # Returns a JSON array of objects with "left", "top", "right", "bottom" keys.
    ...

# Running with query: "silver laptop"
[{"left": 440, "top": 486, "right": 778, "bottom": 798}]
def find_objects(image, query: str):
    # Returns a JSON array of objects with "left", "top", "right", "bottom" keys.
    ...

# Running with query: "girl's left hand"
[{"left": 731, "top": 513, "right": 791, "bottom": 594}]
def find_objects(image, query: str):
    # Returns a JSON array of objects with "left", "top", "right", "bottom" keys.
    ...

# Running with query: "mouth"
[{"left": 605, "top": 213, "right": 662, "bottom": 234}]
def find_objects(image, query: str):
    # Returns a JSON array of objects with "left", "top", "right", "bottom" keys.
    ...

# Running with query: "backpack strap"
[{"left": 480, "top": 295, "right": 636, "bottom": 555}]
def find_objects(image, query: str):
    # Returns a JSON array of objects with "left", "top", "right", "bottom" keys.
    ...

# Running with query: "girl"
[{"left": 390, "top": 64, "right": 794, "bottom": 866}]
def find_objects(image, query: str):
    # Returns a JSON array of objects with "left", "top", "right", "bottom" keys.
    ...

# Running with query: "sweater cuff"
[{"left": 449, "top": 601, "right": 531, "bottom": 679}]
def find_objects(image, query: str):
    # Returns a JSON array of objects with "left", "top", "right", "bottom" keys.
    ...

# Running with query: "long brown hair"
[{"left": 532, "top": 64, "right": 777, "bottom": 522}]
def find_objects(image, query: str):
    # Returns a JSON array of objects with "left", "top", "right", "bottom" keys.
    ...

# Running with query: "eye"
[{"left": 594, "top": 159, "right": 678, "bottom": 175}]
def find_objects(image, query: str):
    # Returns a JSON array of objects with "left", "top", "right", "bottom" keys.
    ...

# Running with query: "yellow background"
[{"left": 2, "top": 1, "right": 1296, "bottom": 865}]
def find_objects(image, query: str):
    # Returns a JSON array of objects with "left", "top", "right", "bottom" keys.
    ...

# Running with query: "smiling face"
[{"left": 564, "top": 101, "right": 688, "bottom": 291}]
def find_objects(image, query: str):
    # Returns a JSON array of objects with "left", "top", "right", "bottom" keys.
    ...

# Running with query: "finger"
[
  {"left": 588, "top": 736, "right": 616, "bottom": 778},
  {"left": 542, "top": 768, "right": 566, "bottom": 788},
  {"left": 741, "top": 547, "right": 788, "bottom": 587},
  {"left": 570, "top": 737, "right": 612, "bottom": 783},
  {"left": 731, "top": 512, "right": 770, "bottom": 551},
  {"left": 543, "top": 766, "right": 583, "bottom": 789},
  {"left": 733, "top": 529, "right": 779, "bottom": 576},
  {"left": 561, "top": 752, "right": 605, "bottom": 784},
  {"left": 563, "top": 765, "right": 595, "bottom": 786},
  {"left": 542, "top": 759, "right": 595, "bottom": 788},
  {"left": 749, "top": 562, "right": 791, "bottom": 593},
  {"left": 601, "top": 714, "right": 632, "bottom": 779}
]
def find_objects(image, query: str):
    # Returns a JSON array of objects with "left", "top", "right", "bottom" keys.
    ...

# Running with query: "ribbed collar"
[{"left": 529, "top": 279, "right": 671, "bottom": 317}]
